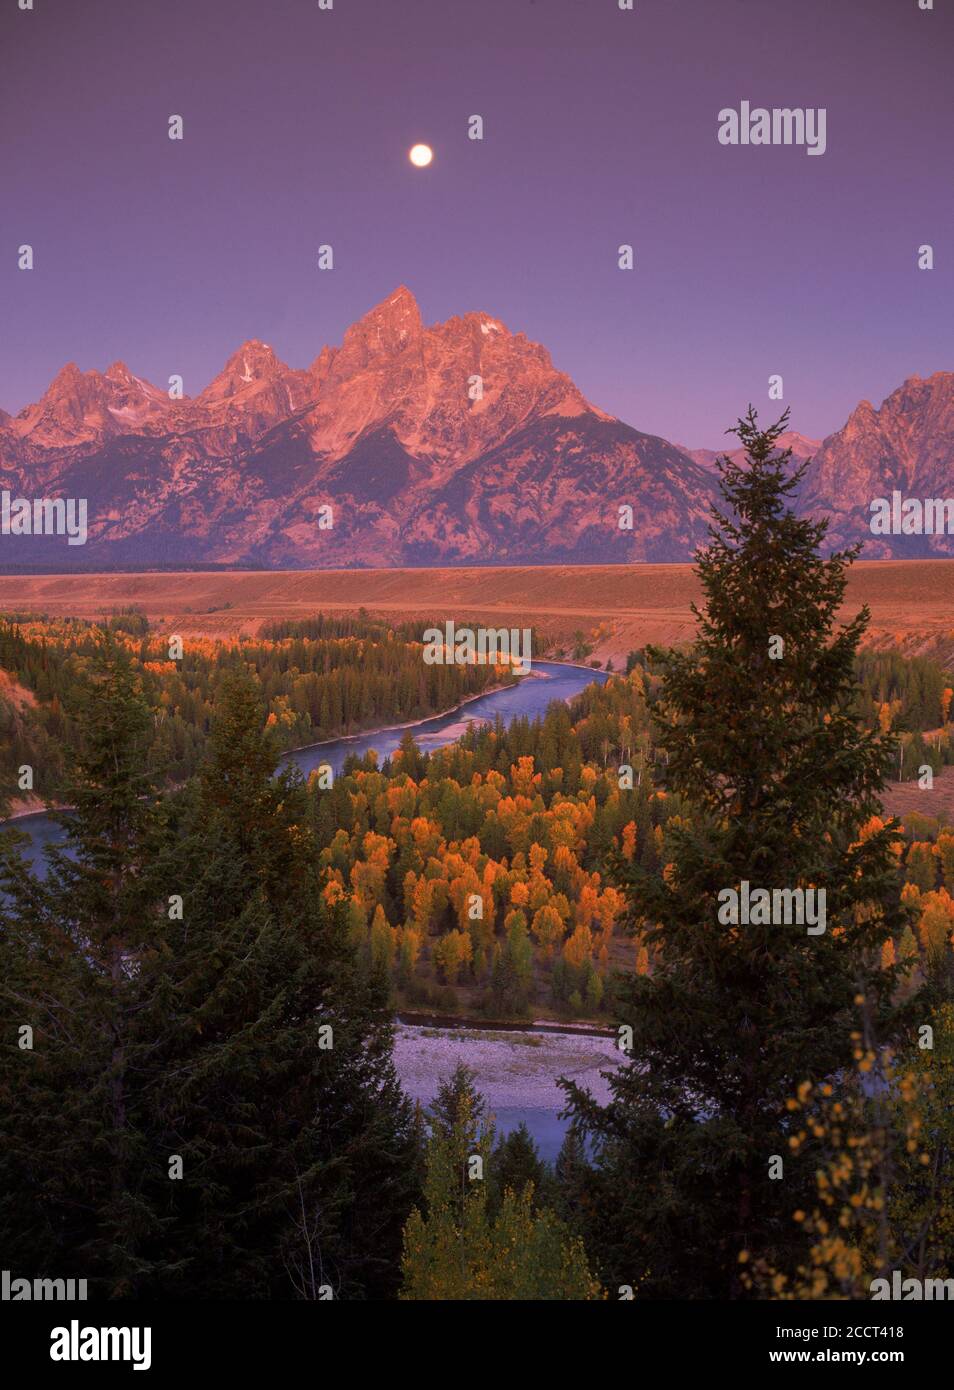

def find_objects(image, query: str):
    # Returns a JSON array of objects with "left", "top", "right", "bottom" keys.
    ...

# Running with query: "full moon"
[{"left": 409, "top": 143, "right": 433, "bottom": 168}]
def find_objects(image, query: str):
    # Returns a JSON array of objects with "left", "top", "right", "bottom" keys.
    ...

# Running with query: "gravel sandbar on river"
[{"left": 393, "top": 1022, "right": 622, "bottom": 1161}]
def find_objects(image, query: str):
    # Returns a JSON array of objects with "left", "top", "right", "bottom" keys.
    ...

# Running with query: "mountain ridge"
[{"left": 1, "top": 289, "right": 951, "bottom": 567}]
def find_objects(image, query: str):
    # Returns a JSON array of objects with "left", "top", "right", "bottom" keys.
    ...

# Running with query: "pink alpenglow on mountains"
[
  {"left": 799, "top": 374, "right": 954, "bottom": 558},
  {"left": 0, "top": 289, "right": 951, "bottom": 568}
]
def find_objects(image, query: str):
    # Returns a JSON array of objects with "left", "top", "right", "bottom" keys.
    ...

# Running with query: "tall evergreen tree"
[
  {"left": 564, "top": 410, "right": 912, "bottom": 1298},
  {"left": 140, "top": 673, "right": 420, "bottom": 1298},
  {"left": 0, "top": 634, "right": 169, "bottom": 1293},
  {"left": 1, "top": 662, "right": 421, "bottom": 1299},
  {"left": 552, "top": 1122, "right": 592, "bottom": 1227}
]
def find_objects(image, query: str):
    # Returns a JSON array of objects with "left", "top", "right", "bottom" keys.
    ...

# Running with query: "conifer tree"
[
  {"left": 401, "top": 1077, "right": 600, "bottom": 1300},
  {"left": 564, "top": 410, "right": 912, "bottom": 1298},
  {"left": 552, "top": 1123, "right": 591, "bottom": 1226},
  {"left": 1, "top": 664, "right": 422, "bottom": 1299},
  {"left": 141, "top": 673, "right": 420, "bottom": 1298},
  {"left": 491, "top": 1122, "right": 548, "bottom": 1209},
  {"left": 428, "top": 1061, "right": 486, "bottom": 1147},
  {"left": 0, "top": 634, "right": 169, "bottom": 1293}
]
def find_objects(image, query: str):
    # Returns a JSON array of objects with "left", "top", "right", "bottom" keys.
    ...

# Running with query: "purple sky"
[{"left": 2, "top": 0, "right": 951, "bottom": 449}]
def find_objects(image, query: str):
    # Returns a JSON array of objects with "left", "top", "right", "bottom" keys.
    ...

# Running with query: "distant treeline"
[
  {"left": 0, "top": 610, "right": 517, "bottom": 803},
  {"left": 627, "top": 644, "right": 954, "bottom": 783},
  {"left": 854, "top": 650, "right": 953, "bottom": 732}
]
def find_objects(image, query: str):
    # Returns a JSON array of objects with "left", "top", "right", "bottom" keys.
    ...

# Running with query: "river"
[
  {"left": 3, "top": 660, "right": 612, "bottom": 1160},
  {"left": 282, "top": 659, "right": 609, "bottom": 779}
]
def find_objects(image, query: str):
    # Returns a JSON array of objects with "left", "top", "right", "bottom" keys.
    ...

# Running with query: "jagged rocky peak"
[
  {"left": 335, "top": 286, "right": 425, "bottom": 367},
  {"left": 12, "top": 360, "right": 168, "bottom": 443},
  {"left": 199, "top": 341, "right": 289, "bottom": 399},
  {"left": 798, "top": 372, "right": 954, "bottom": 554}
]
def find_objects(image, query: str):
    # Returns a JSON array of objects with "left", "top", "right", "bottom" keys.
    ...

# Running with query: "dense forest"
[
  {"left": 0, "top": 609, "right": 519, "bottom": 803},
  {"left": 7, "top": 619, "right": 952, "bottom": 1022},
  {"left": 284, "top": 661, "right": 954, "bottom": 1023},
  {"left": 2, "top": 416, "right": 954, "bottom": 1301}
]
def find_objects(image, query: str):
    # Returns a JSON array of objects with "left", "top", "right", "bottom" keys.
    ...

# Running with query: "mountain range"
[{"left": 1, "top": 287, "right": 952, "bottom": 568}]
